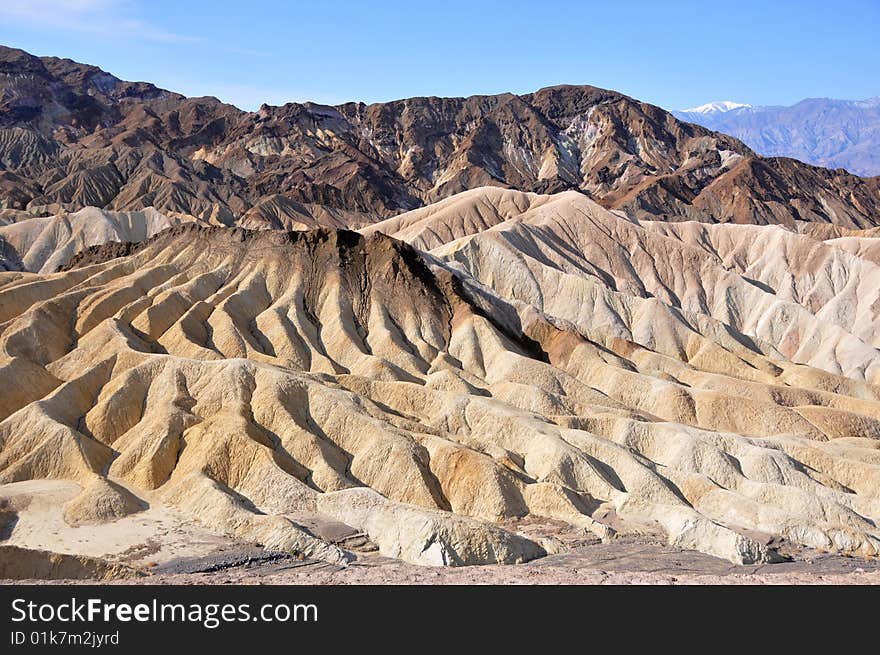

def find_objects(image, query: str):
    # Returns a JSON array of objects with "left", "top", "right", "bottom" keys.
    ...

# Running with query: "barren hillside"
[
  {"left": 2, "top": 45, "right": 879, "bottom": 232},
  {"left": 2, "top": 189, "right": 879, "bottom": 571}
]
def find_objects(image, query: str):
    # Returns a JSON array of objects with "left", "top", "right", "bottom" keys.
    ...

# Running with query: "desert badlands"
[
  {"left": 3, "top": 188, "right": 880, "bottom": 583},
  {"left": 2, "top": 46, "right": 880, "bottom": 584}
]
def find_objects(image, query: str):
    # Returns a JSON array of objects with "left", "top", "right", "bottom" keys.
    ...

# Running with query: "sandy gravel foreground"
[{"left": 7, "top": 538, "right": 880, "bottom": 585}]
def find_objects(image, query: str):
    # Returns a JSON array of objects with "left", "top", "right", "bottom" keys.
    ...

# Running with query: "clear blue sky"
[{"left": 1, "top": 0, "right": 878, "bottom": 111}]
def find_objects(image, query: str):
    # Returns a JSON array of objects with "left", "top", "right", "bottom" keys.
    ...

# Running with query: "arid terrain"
[
  {"left": 1, "top": 47, "right": 880, "bottom": 584},
  {"left": 3, "top": 44, "right": 880, "bottom": 233}
]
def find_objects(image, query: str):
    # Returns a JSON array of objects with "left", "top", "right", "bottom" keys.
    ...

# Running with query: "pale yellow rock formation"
[
  {"left": 0, "top": 206, "right": 196, "bottom": 273},
  {"left": 2, "top": 189, "right": 880, "bottom": 566},
  {"left": 62, "top": 477, "right": 147, "bottom": 526}
]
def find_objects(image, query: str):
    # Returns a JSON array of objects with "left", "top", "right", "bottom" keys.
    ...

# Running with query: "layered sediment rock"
[{"left": 2, "top": 198, "right": 879, "bottom": 565}]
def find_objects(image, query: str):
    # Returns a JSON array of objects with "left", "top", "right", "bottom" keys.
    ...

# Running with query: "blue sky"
[{"left": 1, "top": 0, "right": 877, "bottom": 111}]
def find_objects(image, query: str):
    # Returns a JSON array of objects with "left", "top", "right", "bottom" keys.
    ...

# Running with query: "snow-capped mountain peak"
[{"left": 681, "top": 100, "right": 752, "bottom": 114}]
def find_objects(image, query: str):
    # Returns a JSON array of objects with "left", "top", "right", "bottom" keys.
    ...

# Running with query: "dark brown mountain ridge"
[{"left": 1, "top": 44, "right": 879, "bottom": 228}]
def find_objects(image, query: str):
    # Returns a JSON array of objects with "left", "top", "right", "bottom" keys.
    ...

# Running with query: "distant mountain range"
[
  {"left": 680, "top": 101, "right": 753, "bottom": 115},
  {"left": 2, "top": 45, "right": 880, "bottom": 232},
  {"left": 674, "top": 98, "right": 880, "bottom": 177}
]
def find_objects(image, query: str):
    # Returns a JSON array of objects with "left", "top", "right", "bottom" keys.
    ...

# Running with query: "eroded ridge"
[{"left": 1, "top": 211, "right": 879, "bottom": 567}]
